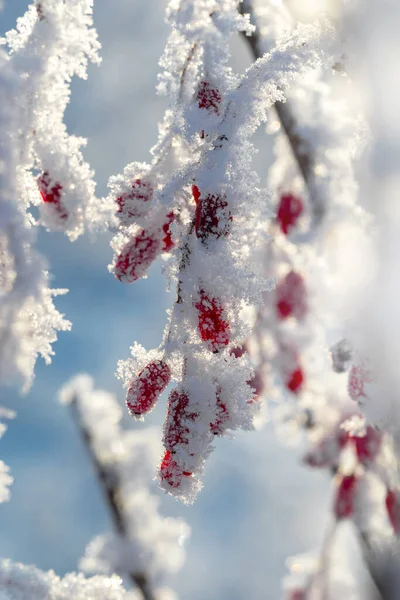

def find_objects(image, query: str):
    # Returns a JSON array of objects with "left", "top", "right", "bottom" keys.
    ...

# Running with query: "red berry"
[
  {"left": 276, "top": 193, "right": 303, "bottom": 235},
  {"left": 38, "top": 171, "right": 68, "bottom": 220},
  {"left": 116, "top": 178, "right": 153, "bottom": 220},
  {"left": 115, "top": 229, "right": 161, "bottom": 283},
  {"left": 196, "top": 81, "right": 221, "bottom": 114},
  {"left": 194, "top": 290, "right": 230, "bottom": 352},
  {"left": 162, "top": 212, "right": 175, "bottom": 252},
  {"left": 160, "top": 450, "right": 192, "bottom": 489},
  {"left": 286, "top": 368, "right": 304, "bottom": 394},
  {"left": 334, "top": 474, "right": 358, "bottom": 519},
  {"left": 195, "top": 193, "right": 231, "bottom": 242},
  {"left": 287, "top": 590, "right": 306, "bottom": 600},
  {"left": 164, "top": 388, "right": 199, "bottom": 451},
  {"left": 386, "top": 489, "right": 400, "bottom": 534},
  {"left": 126, "top": 360, "right": 171, "bottom": 417},
  {"left": 348, "top": 362, "right": 373, "bottom": 401},
  {"left": 230, "top": 346, "right": 246, "bottom": 358},
  {"left": 192, "top": 185, "right": 201, "bottom": 205},
  {"left": 210, "top": 392, "right": 229, "bottom": 435},
  {"left": 350, "top": 426, "right": 381, "bottom": 464},
  {"left": 276, "top": 272, "right": 307, "bottom": 320}
]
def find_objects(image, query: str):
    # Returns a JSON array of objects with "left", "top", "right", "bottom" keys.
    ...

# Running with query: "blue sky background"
[{"left": 0, "top": 2, "right": 330, "bottom": 598}]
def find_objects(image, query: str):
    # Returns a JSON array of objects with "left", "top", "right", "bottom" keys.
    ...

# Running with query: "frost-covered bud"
[
  {"left": 116, "top": 178, "right": 154, "bottom": 221},
  {"left": 334, "top": 474, "right": 358, "bottom": 519},
  {"left": 210, "top": 392, "right": 229, "bottom": 435},
  {"left": 195, "top": 192, "right": 231, "bottom": 242},
  {"left": 126, "top": 360, "right": 171, "bottom": 418},
  {"left": 196, "top": 81, "right": 221, "bottom": 114},
  {"left": 38, "top": 171, "right": 68, "bottom": 221},
  {"left": 162, "top": 212, "right": 175, "bottom": 253},
  {"left": 348, "top": 361, "right": 373, "bottom": 401},
  {"left": 386, "top": 488, "right": 400, "bottom": 534},
  {"left": 276, "top": 193, "right": 303, "bottom": 235},
  {"left": 330, "top": 339, "right": 353, "bottom": 373},
  {"left": 163, "top": 388, "right": 199, "bottom": 451},
  {"left": 160, "top": 450, "right": 192, "bottom": 490},
  {"left": 350, "top": 426, "right": 382, "bottom": 464},
  {"left": 194, "top": 290, "right": 230, "bottom": 353},
  {"left": 276, "top": 271, "right": 307, "bottom": 320},
  {"left": 115, "top": 230, "right": 161, "bottom": 283}
]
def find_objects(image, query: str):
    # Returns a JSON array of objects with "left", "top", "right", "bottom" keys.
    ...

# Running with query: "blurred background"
[{"left": 0, "top": 2, "right": 331, "bottom": 598}]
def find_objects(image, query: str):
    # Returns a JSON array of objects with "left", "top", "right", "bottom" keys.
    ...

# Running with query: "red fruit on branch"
[
  {"left": 386, "top": 488, "right": 400, "bottom": 534},
  {"left": 126, "top": 360, "right": 171, "bottom": 417},
  {"left": 38, "top": 171, "right": 68, "bottom": 220},
  {"left": 286, "top": 368, "right": 304, "bottom": 394},
  {"left": 162, "top": 212, "right": 175, "bottom": 252},
  {"left": 196, "top": 80, "right": 221, "bottom": 114},
  {"left": 210, "top": 392, "right": 229, "bottom": 435},
  {"left": 164, "top": 388, "right": 199, "bottom": 451},
  {"left": 287, "top": 590, "right": 306, "bottom": 600},
  {"left": 195, "top": 193, "right": 231, "bottom": 242},
  {"left": 350, "top": 426, "right": 382, "bottom": 464},
  {"left": 247, "top": 369, "right": 264, "bottom": 403},
  {"left": 230, "top": 346, "right": 246, "bottom": 359},
  {"left": 334, "top": 474, "right": 358, "bottom": 519},
  {"left": 116, "top": 178, "right": 153, "bottom": 220},
  {"left": 276, "top": 193, "right": 303, "bottom": 235},
  {"left": 194, "top": 290, "right": 230, "bottom": 352},
  {"left": 276, "top": 271, "right": 307, "bottom": 320},
  {"left": 115, "top": 229, "right": 161, "bottom": 283},
  {"left": 192, "top": 185, "right": 201, "bottom": 205},
  {"left": 160, "top": 450, "right": 192, "bottom": 489}
]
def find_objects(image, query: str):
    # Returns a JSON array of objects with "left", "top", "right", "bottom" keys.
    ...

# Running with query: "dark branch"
[
  {"left": 70, "top": 398, "right": 156, "bottom": 600},
  {"left": 238, "top": 0, "right": 324, "bottom": 225}
]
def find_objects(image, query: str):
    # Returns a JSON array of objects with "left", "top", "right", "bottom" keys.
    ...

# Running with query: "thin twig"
[
  {"left": 70, "top": 398, "right": 156, "bottom": 600},
  {"left": 238, "top": 0, "right": 324, "bottom": 224}
]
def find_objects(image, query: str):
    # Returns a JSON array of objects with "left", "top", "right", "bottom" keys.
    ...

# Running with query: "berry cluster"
[{"left": 112, "top": 176, "right": 176, "bottom": 283}]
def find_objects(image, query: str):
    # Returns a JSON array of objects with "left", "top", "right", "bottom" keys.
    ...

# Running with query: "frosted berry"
[
  {"left": 350, "top": 426, "right": 381, "bottom": 464},
  {"left": 195, "top": 290, "right": 230, "bottom": 352},
  {"left": 192, "top": 185, "right": 201, "bottom": 205},
  {"left": 304, "top": 428, "right": 348, "bottom": 469},
  {"left": 160, "top": 450, "right": 192, "bottom": 489},
  {"left": 386, "top": 489, "right": 400, "bottom": 534},
  {"left": 195, "top": 193, "right": 231, "bottom": 242},
  {"left": 348, "top": 362, "right": 373, "bottom": 401},
  {"left": 196, "top": 81, "right": 221, "bottom": 114},
  {"left": 115, "top": 229, "right": 161, "bottom": 283},
  {"left": 276, "top": 271, "right": 307, "bottom": 320},
  {"left": 210, "top": 392, "right": 229, "bottom": 435},
  {"left": 162, "top": 212, "right": 175, "bottom": 252},
  {"left": 334, "top": 474, "right": 358, "bottom": 519},
  {"left": 126, "top": 360, "right": 171, "bottom": 417},
  {"left": 116, "top": 178, "right": 153, "bottom": 220},
  {"left": 286, "top": 368, "right": 304, "bottom": 394},
  {"left": 38, "top": 171, "right": 68, "bottom": 220},
  {"left": 164, "top": 388, "right": 199, "bottom": 451},
  {"left": 276, "top": 193, "right": 303, "bottom": 235},
  {"left": 230, "top": 346, "right": 246, "bottom": 359}
]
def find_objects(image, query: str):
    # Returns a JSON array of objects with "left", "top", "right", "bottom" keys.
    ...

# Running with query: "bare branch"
[
  {"left": 239, "top": 0, "right": 324, "bottom": 225},
  {"left": 69, "top": 398, "right": 156, "bottom": 600}
]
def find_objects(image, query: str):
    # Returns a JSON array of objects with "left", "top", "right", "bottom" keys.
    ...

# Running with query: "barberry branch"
[
  {"left": 238, "top": 0, "right": 324, "bottom": 224},
  {"left": 69, "top": 397, "right": 156, "bottom": 600}
]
